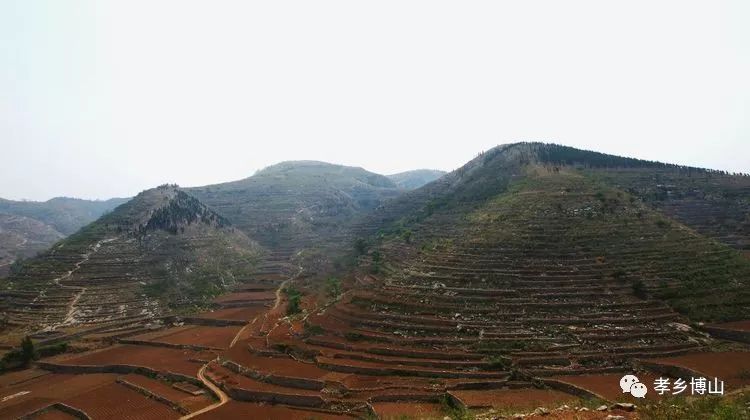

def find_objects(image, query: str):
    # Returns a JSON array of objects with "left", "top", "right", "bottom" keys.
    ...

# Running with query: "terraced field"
[
  {"left": 590, "top": 168, "right": 750, "bottom": 251},
  {"left": 0, "top": 253, "right": 293, "bottom": 419},
  {"left": 1, "top": 144, "right": 749, "bottom": 419}
]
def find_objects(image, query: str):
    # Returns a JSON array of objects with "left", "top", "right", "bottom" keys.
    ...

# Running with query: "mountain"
[
  {"left": 188, "top": 161, "right": 402, "bottom": 257},
  {"left": 180, "top": 143, "right": 750, "bottom": 416},
  {"left": 0, "top": 197, "right": 129, "bottom": 236},
  {"left": 0, "top": 185, "right": 261, "bottom": 332},
  {"left": 2, "top": 145, "right": 748, "bottom": 419},
  {"left": 0, "top": 214, "right": 65, "bottom": 277},
  {"left": 387, "top": 169, "right": 446, "bottom": 189},
  {"left": 0, "top": 197, "right": 129, "bottom": 275},
  {"left": 362, "top": 143, "right": 750, "bottom": 321}
]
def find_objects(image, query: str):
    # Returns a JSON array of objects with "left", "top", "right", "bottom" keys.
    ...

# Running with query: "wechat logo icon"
[{"left": 620, "top": 374, "right": 648, "bottom": 398}]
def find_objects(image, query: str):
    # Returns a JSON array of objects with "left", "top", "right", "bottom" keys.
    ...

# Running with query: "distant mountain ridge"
[
  {"left": 189, "top": 161, "right": 403, "bottom": 253},
  {"left": 0, "top": 196, "right": 129, "bottom": 236},
  {"left": 387, "top": 169, "right": 446, "bottom": 189},
  {"left": 0, "top": 196, "right": 128, "bottom": 276}
]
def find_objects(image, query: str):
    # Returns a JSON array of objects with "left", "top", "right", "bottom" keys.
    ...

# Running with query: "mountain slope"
[
  {"left": 0, "top": 185, "right": 261, "bottom": 333},
  {"left": 189, "top": 161, "right": 402, "bottom": 256},
  {"left": 387, "top": 169, "right": 446, "bottom": 189},
  {"left": 221, "top": 143, "right": 749, "bottom": 404},
  {"left": 361, "top": 143, "right": 750, "bottom": 322}
]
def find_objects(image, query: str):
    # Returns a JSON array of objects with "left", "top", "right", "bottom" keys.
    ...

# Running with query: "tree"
[
  {"left": 20, "top": 336, "right": 36, "bottom": 365},
  {"left": 354, "top": 238, "right": 367, "bottom": 255}
]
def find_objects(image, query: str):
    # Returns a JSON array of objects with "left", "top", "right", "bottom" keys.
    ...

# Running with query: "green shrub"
[
  {"left": 487, "top": 355, "right": 511, "bottom": 370},
  {"left": 632, "top": 279, "right": 647, "bottom": 299},
  {"left": 344, "top": 332, "right": 365, "bottom": 341},
  {"left": 37, "top": 342, "right": 68, "bottom": 358},
  {"left": 283, "top": 287, "right": 303, "bottom": 315},
  {"left": 325, "top": 277, "right": 342, "bottom": 298}
]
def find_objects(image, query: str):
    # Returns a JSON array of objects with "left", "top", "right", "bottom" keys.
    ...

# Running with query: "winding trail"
[
  {"left": 179, "top": 363, "right": 230, "bottom": 420},
  {"left": 181, "top": 263, "right": 304, "bottom": 419},
  {"left": 50, "top": 237, "right": 117, "bottom": 329}
]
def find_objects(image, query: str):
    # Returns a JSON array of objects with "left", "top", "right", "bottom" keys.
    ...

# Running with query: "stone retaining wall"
[
  {"left": 116, "top": 378, "right": 188, "bottom": 415},
  {"left": 36, "top": 362, "right": 201, "bottom": 386},
  {"left": 540, "top": 378, "right": 608, "bottom": 401},
  {"left": 701, "top": 326, "right": 750, "bottom": 344},
  {"left": 227, "top": 386, "right": 325, "bottom": 407},
  {"left": 18, "top": 402, "right": 91, "bottom": 420},
  {"left": 118, "top": 338, "right": 222, "bottom": 352},
  {"left": 222, "top": 359, "right": 325, "bottom": 391}
]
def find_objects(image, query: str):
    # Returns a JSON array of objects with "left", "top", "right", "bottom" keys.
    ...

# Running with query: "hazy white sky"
[{"left": 2, "top": 1, "right": 749, "bottom": 201}]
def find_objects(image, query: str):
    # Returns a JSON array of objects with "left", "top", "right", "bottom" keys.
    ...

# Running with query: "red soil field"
[
  {"left": 206, "top": 363, "right": 320, "bottom": 396},
  {"left": 553, "top": 373, "right": 665, "bottom": 401},
  {"left": 130, "top": 326, "right": 193, "bottom": 341},
  {"left": 192, "top": 401, "right": 352, "bottom": 419},
  {"left": 709, "top": 320, "right": 750, "bottom": 332},
  {"left": 195, "top": 306, "right": 267, "bottom": 322},
  {"left": 64, "top": 382, "right": 180, "bottom": 420},
  {"left": 33, "top": 408, "right": 79, "bottom": 420},
  {"left": 212, "top": 291, "right": 275, "bottom": 304},
  {"left": 0, "top": 373, "right": 118, "bottom": 419},
  {"left": 451, "top": 388, "right": 580, "bottom": 410},
  {"left": 119, "top": 374, "right": 212, "bottom": 412},
  {"left": 0, "top": 369, "right": 49, "bottom": 388},
  {"left": 58, "top": 344, "right": 203, "bottom": 377},
  {"left": 132, "top": 325, "right": 242, "bottom": 349},
  {"left": 370, "top": 402, "right": 445, "bottom": 419},
  {"left": 645, "top": 351, "right": 750, "bottom": 389},
  {"left": 223, "top": 346, "right": 331, "bottom": 380},
  {"left": 0, "top": 373, "right": 178, "bottom": 419}
]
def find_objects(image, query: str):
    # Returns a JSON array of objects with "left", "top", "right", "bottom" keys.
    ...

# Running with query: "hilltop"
[
  {"left": 0, "top": 185, "right": 261, "bottom": 335},
  {"left": 387, "top": 169, "right": 446, "bottom": 189},
  {"left": 188, "top": 161, "right": 402, "bottom": 257}
]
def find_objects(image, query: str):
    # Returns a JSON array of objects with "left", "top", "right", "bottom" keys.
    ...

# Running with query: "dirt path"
[
  {"left": 183, "top": 263, "right": 304, "bottom": 418},
  {"left": 50, "top": 237, "right": 117, "bottom": 329},
  {"left": 272, "top": 264, "right": 303, "bottom": 310},
  {"left": 179, "top": 362, "right": 229, "bottom": 420}
]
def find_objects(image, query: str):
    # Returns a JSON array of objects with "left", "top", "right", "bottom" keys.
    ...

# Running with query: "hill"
[
  {"left": 387, "top": 169, "right": 446, "bottom": 189},
  {"left": 0, "top": 214, "right": 65, "bottom": 277},
  {"left": 0, "top": 197, "right": 129, "bottom": 275},
  {"left": 161, "top": 143, "right": 749, "bottom": 418},
  {"left": 1, "top": 145, "right": 748, "bottom": 419},
  {"left": 0, "top": 185, "right": 261, "bottom": 334},
  {"left": 188, "top": 161, "right": 402, "bottom": 259},
  {"left": 0, "top": 196, "right": 129, "bottom": 236},
  {"left": 362, "top": 143, "right": 750, "bottom": 321}
]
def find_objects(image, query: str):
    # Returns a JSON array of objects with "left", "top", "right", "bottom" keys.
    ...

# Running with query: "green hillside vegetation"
[{"left": 365, "top": 143, "right": 750, "bottom": 322}]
